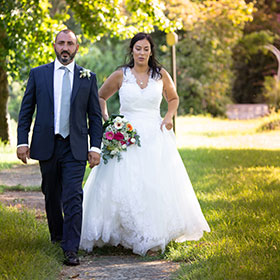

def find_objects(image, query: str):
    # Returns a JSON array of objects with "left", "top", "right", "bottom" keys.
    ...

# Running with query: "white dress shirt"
[{"left": 54, "top": 58, "right": 74, "bottom": 135}]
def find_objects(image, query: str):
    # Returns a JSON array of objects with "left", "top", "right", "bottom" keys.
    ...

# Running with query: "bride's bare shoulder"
[
  {"left": 109, "top": 68, "right": 123, "bottom": 80},
  {"left": 159, "top": 68, "right": 170, "bottom": 78},
  {"left": 102, "top": 68, "right": 123, "bottom": 88}
]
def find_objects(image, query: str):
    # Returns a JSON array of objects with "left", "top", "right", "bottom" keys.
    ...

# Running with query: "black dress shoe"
[{"left": 63, "top": 251, "right": 80, "bottom": 266}]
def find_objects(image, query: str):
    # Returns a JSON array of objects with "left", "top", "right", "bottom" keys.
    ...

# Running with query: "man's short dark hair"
[{"left": 55, "top": 29, "right": 78, "bottom": 43}]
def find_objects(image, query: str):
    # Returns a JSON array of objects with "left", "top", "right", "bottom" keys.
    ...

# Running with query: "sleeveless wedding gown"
[{"left": 79, "top": 68, "right": 210, "bottom": 256}]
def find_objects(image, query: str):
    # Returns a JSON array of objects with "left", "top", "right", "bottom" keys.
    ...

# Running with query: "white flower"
[
  {"left": 114, "top": 121, "right": 124, "bottom": 130},
  {"left": 122, "top": 144, "right": 127, "bottom": 149},
  {"left": 110, "top": 149, "right": 118, "bottom": 155},
  {"left": 130, "top": 138, "right": 136, "bottom": 144},
  {"left": 114, "top": 116, "right": 123, "bottom": 123},
  {"left": 79, "top": 68, "right": 91, "bottom": 80}
]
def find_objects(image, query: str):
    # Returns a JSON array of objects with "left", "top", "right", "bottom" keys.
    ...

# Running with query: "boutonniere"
[{"left": 79, "top": 68, "right": 91, "bottom": 80}]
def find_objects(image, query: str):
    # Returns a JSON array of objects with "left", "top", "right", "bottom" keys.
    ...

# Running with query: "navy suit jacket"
[{"left": 17, "top": 62, "right": 103, "bottom": 161}]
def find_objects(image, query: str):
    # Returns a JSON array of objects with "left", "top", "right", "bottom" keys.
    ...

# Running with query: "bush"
[{"left": 263, "top": 76, "right": 280, "bottom": 111}]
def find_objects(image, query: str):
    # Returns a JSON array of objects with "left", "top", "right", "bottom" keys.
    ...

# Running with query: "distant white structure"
[
  {"left": 265, "top": 44, "right": 280, "bottom": 81},
  {"left": 226, "top": 104, "right": 269, "bottom": 120}
]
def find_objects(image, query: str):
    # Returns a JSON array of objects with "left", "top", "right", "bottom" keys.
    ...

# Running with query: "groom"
[{"left": 16, "top": 29, "right": 103, "bottom": 266}]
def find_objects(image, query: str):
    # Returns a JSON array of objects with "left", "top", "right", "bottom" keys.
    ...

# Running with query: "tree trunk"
[
  {"left": 0, "top": 21, "right": 9, "bottom": 143},
  {"left": 0, "top": 63, "right": 9, "bottom": 143}
]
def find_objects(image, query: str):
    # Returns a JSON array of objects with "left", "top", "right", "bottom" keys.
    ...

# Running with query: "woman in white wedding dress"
[{"left": 80, "top": 33, "right": 210, "bottom": 256}]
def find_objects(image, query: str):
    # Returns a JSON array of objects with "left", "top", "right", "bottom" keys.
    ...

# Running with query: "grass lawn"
[
  {"left": 1, "top": 114, "right": 280, "bottom": 279},
  {"left": 165, "top": 115, "right": 280, "bottom": 279},
  {"left": 0, "top": 205, "right": 62, "bottom": 279},
  {"left": 0, "top": 141, "right": 19, "bottom": 170},
  {"left": 168, "top": 148, "right": 280, "bottom": 279}
]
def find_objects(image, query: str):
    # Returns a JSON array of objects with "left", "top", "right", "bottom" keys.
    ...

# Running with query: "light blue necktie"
[{"left": 59, "top": 66, "right": 71, "bottom": 138}]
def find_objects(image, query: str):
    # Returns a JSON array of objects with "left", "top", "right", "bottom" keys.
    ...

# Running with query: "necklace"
[{"left": 132, "top": 68, "right": 148, "bottom": 87}]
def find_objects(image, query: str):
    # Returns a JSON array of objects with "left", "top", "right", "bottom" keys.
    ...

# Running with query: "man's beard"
[{"left": 55, "top": 49, "right": 77, "bottom": 64}]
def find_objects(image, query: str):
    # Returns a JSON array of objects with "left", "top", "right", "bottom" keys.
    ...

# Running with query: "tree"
[
  {"left": 0, "top": 0, "right": 180, "bottom": 142},
  {"left": 162, "top": 0, "right": 254, "bottom": 115},
  {"left": 0, "top": 0, "right": 65, "bottom": 142},
  {"left": 67, "top": 0, "right": 181, "bottom": 41},
  {"left": 76, "top": 38, "right": 127, "bottom": 114},
  {"left": 232, "top": 0, "right": 280, "bottom": 104}
]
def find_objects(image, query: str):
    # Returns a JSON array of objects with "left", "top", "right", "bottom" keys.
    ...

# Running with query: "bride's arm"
[
  {"left": 160, "top": 68, "right": 179, "bottom": 130},
  {"left": 99, "top": 69, "right": 123, "bottom": 121}
]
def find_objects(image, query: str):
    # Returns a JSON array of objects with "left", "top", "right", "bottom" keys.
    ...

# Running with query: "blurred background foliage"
[{"left": 1, "top": 0, "right": 280, "bottom": 139}]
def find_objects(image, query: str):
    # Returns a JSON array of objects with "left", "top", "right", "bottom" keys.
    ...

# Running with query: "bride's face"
[{"left": 132, "top": 39, "right": 151, "bottom": 67}]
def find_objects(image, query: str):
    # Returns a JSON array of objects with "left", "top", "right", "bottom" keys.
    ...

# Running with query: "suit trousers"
[{"left": 39, "top": 136, "right": 86, "bottom": 253}]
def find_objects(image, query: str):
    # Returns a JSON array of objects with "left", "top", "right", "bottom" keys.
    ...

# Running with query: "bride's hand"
[
  {"left": 161, "top": 114, "right": 173, "bottom": 131},
  {"left": 103, "top": 114, "right": 109, "bottom": 122}
]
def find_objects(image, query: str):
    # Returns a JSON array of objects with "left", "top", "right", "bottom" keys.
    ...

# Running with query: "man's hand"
[
  {"left": 17, "top": 146, "right": 30, "bottom": 164},
  {"left": 88, "top": 151, "right": 101, "bottom": 168}
]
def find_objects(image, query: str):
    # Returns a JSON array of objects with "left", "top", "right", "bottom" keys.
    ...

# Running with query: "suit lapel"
[
  {"left": 45, "top": 62, "right": 54, "bottom": 105},
  {"left": 71, "top": 64, "right": 82, "bottom": 104}
]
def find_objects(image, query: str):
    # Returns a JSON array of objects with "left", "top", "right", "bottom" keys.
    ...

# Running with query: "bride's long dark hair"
[{"left": 121, "top": 32, "right": 162, "bottom": 79}]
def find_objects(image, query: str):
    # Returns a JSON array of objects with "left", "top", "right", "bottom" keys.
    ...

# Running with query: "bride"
[{"left": 79, "top": 32, "right": 210, "bottom": 256}]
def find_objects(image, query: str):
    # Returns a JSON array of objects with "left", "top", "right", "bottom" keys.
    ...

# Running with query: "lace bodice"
[{"left": 119, "top": 68, "right": 163, "bottom": 119}]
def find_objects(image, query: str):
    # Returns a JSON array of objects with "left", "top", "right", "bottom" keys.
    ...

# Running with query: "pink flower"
[
  {"left": 105, "top": 131, "right": 114, "bottom": 140},
  {"left": 114, "top": 132, "right": 124, "bottom": 141}
]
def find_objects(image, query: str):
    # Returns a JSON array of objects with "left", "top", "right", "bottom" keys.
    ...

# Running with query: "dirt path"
[
  {"left": 0, "top": 164, "right": 180, "bottom": 280},
  {"left": 0, "top": 163, "right": 41, "bottom": 187}
]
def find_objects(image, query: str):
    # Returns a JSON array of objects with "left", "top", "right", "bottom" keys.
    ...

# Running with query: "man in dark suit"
[{"left": 16, "top": 29, "right": 103, "bottom": 266}]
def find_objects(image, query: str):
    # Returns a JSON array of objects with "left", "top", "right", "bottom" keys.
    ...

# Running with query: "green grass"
[
  {"left": 0, "top": 204, "right": 62, "bottom": 280},
  {"left": 0, "top": 185, "right": 41, "bottom": 194},
  {"left": 176, "top": 113, "right": 280, "bottom": 149},
  {"left": 166, "top": 148, "right": 280, "bottom": 280},
  {"left": 0, "top": 119, "right": 19, "bottom": 170},
  {"left": 0, "top": 141, "right": 18, "bottom": 171}
]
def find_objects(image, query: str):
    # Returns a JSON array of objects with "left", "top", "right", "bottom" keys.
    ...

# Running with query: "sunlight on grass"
[
  {"left": 0, "top": 142, "right": 18, "bottom": 170},
  {"left": 167, "top": 148, "right": 280, "bottom": 280},
  {"left": 1, "top": 119, "right": 19, "bottom": 170},
  {"left": 176, "top": 114, "right": 280, "bottom": 149},
  {"left": 0, "top": 119, "right": 36, "bottom": 170}
]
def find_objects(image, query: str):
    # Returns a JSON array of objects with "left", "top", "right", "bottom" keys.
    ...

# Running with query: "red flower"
[{"left": 114, "top": 132, "right": 124, "bottom": 141}]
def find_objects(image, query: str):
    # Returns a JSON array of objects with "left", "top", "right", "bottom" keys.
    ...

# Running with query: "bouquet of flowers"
[{"left": 102, "top": 114, "right": 141, "bottom": 164}]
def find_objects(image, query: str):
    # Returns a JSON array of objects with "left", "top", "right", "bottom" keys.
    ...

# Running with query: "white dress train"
[{"left": 79, "top": 68, "right": 210, "bottom": 256}]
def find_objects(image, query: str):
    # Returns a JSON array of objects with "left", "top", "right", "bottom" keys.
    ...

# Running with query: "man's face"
[{"left": 54, "top": 32, "right": 79, "bottom": 65}]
